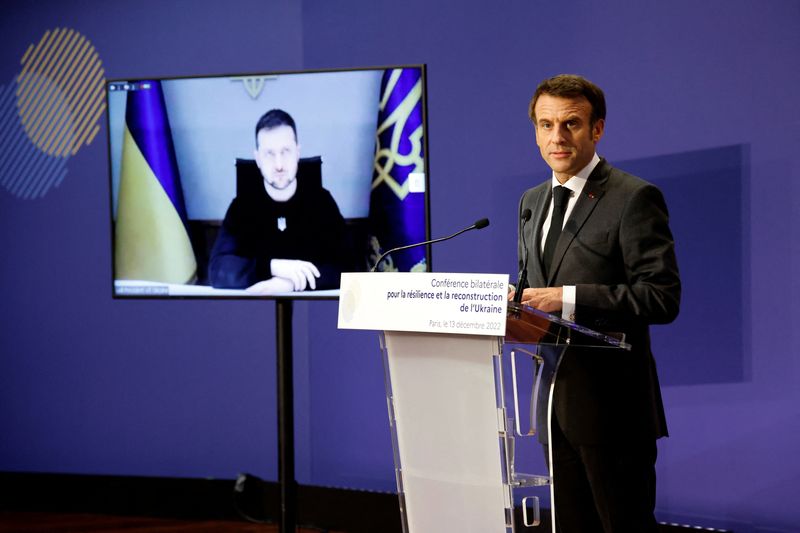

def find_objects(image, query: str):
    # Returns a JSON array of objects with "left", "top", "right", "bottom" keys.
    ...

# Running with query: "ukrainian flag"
[
  {"left": 114, "top": 81, "right": 196, "bottom": 284},
  {"left": 367, "top": 68, "right": 426, "bottom": 272}
]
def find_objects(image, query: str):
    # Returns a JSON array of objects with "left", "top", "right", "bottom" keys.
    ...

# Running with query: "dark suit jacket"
[{"left": 518, "top": 159, "right": 680, "bottom": 445}]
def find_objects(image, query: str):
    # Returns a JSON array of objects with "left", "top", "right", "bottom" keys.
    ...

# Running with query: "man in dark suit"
[
  {"left": 209, "top": 109, "right": 345, "bottom": 293},
  {"left": 511, "top": 74, "right": 681, "bottom": 532}
]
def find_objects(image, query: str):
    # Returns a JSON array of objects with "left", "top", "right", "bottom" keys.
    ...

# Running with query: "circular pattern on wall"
[{"left": 0, "top": 27, "right": 105, "bottom": 199}]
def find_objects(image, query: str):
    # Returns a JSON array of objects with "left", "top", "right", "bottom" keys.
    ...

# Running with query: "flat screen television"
[{"left": 106, "top": 65, "right": 430, "bottom": 299}]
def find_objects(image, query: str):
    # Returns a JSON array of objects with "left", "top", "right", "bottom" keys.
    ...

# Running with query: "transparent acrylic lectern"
[{"left": 380, "top": 301, "right": 630, "bottom": 533}]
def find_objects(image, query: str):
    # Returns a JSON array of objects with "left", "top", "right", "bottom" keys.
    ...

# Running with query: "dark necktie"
[{"left": 542, "top": 185, "right": 571, "bottom": 279}]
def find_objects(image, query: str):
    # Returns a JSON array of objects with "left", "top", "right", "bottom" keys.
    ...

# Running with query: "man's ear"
[{"left": 592, "top": 119, "right": 605, "bottom": 143}]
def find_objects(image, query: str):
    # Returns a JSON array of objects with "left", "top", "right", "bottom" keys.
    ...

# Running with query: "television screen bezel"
[{"left": 105, "top": 64, "right": 432, "bottom": 300}]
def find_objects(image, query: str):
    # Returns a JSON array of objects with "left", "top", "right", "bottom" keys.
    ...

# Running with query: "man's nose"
[
  {"left": 551, "top": 124, "right": 568, "bottom": 143},
  {"left": 274, "top": 153, "right": 284, "bottom": 169}
]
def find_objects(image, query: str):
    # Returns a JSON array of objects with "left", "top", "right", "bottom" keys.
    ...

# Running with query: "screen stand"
[{"left": 276, "top": 299, "right": 296, "bottom": 533}]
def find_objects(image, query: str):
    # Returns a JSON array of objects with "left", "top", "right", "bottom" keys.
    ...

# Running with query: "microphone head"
[
  {"left": 474, "top": 218, "right": 490, "bottom": 230},
  {"left": 521, "top": 208, "right": 532, "bottom": 222}
]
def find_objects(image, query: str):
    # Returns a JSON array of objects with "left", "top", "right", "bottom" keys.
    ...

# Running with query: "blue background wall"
[{"left": 1, "top": 1, "right": 798, "bottom": 531}]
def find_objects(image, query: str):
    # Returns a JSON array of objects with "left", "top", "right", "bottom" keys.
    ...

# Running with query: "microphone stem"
[
  {"left": 391, "top": 225, "right": 475, "bottom": 254},
  {"left": 514, "top": 209, "right": 532, "bottom": 302},
  {"left": 371, "top": 224, "right": 479, "bottom": 272},
  {"left": 513, "top": 269, "right": 526, "bottom": 304}
]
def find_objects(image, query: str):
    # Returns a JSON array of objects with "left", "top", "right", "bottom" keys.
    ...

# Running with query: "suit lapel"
[
  {"left": 547, "top": 160, "right": 611, "bottom": 285},
  {"left": 530, "top": 185, "right": 551, "bottom": 287}
]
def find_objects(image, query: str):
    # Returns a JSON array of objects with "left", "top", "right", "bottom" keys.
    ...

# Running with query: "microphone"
[
  {"left": 371, "top": 218, "right": 490, "bottom": 272},
  {"left": 513, "top": 208, "right": 532, "bottom": 304}
]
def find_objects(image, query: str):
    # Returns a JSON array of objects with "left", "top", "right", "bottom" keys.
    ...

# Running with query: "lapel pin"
[{"left": 587, "top": 191, "right": 596, "bottom": 199}]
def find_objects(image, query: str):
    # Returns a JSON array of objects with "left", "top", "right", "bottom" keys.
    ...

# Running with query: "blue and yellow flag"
[
  {"left": 114, "top": 81, "right": 196, "bottom": 284},
  {"left": 367, "top": 68, "right": 427, "bottom": 272}
]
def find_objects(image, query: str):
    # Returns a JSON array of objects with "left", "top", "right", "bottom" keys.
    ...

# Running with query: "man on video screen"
[{"left": 209, "top": 109, "right": 346, "bottom": 294}]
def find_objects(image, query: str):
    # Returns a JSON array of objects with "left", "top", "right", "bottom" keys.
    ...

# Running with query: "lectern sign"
[{"left": 338, "top": 272, "right": 509, "bottom": 336}]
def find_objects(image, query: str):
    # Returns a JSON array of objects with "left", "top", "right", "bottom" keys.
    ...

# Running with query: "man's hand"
[
  {"left": 517, "top": 287, "right": 563, "bottom": 313},
  {"left": 270, "top": 259, "right": 321, "bottom": 291},
  {"left": 246, "top": 277, "right": 294, "bottom": 295}
]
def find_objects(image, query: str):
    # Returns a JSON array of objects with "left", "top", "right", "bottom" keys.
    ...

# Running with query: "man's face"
[
  {"left": 533, "top": 94, "right": 604, "bottom": 183},
  {"left": 254, "top": 125, "right": 300, "bottom": 191}
]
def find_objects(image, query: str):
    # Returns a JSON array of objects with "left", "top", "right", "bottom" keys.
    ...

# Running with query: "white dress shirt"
[{"left": 541, "top": 152, "right": 601, "bottom": 321}]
